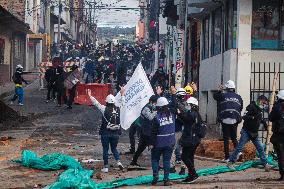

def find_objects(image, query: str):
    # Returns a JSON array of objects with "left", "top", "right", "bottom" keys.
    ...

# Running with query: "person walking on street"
[
  {"left": 213, "top": 80, "right": 243, "bottom": 161},
  {"left": 10, "top": 65, "right": 28, "bottom": 106},
  {"left": 150, "top": 97, "right": 175, "bottom": 186},
  {"left": 227, "top": 97, "right": 273, "bottom": 171},
  {"left": 170, "top": 88, "right": 187, "bottom": 174},
  {"left": 45, "top": 65, "right": 57, "bottom": 103},
  {"left": 125, "top": 119, "right": 141, "bottom": 155},
  {"left": 269, "top": 90, "right": 284, "bottom": 181},
  {"left": 55, "top": 66, "right": 66, "bottom": 107},
  {"left": 67, "top": 65, "right": 80, "bottom": 109},
  {"left": 129, "top": 95, "right": 158, "bottom": 167},
  {"left": 88, "top": 88, "right": 125, "bottom": 173},
  {"left": 179, "top": 97, "right": 204, "bottom": 183}
]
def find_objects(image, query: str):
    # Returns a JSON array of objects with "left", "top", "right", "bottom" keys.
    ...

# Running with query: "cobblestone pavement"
[{"left": 0, "top": 81, "right": 283, "bottom": 189}]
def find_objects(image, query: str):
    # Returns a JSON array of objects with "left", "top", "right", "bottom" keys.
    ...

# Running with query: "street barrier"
[{"left": 74, "top": 83, "right": 112, "bottom": 106}]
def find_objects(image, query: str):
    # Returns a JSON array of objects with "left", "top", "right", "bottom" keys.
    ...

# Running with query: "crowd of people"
[{"left": 9, "top": 39, "right": 284, "bottom": 186}]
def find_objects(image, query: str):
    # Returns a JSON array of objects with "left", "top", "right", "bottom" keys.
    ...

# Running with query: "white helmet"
[
  {"left": 225, "top": 80, "right": 235, "bottom": 89},
  {"left": 105, "top": 94, "right": 115, "bottom": 104},
  {"left": 186, "top": 97, "right": 198, "bottom": 106},
  {"left": 156, "top": 97, "right": 169, "bottom": 107},
  {"left": 16, "top": 64, "right": 23, "bottom": 69},
  {"left": 176, "top": 88, "right": 186, "bottom": 96},
  {"left": 277, "top": 90, "right": 284, "bottom": 100}
]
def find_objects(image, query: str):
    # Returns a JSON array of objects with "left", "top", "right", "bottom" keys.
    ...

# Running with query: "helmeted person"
[
  {"left": 213, "top": 80, "right": 243, "bottom": 161},
  {"left": 269, "top": 90, "right": 284, "bottom": 181},
  {"left": 227, "top": 96, "right": 273, "bottom": 171},
  {"left": 150, "top": 97, "right": 175, "bottom": 186},
  {"left": 87, "top": 88, "right": 125, "bottom": 173},
  {"left": 178, "top": 97, "right": 202, "bottom": 183},
  {"left": 67, "top": 64, "right": 80, "bottom": 109},
  {"left": 10, "top": 64, "right": 28, "bottom": 106},
  {"left": 170, "top": 88, "right": 187, "bottom": 175},
  {"left": 129, "top": 95, "right": 158, "bottom": 167},
  {"left": 45, "top": 63, "right": 57, "bottom": 103}
]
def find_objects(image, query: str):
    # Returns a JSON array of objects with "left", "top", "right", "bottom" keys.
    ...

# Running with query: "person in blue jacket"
[
  {"left": 213, "top": 80, "right": 243, "bottom": 161},
  {"left": 150, "top": 97, "right": 175, "bottom": 186}
]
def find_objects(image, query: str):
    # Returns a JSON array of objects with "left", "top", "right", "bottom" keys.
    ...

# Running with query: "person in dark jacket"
[
  {"left": 179, "top": 97, "right": 200, "bottom": 183},
  {"left": 45, "top": 65, "right": 57, "bottom": 103},
  {"left": 54, "top": 66, "right": 66, "bottom": 107},
  {"left": 151, "top": 65, "right": 168, "bottom": 89},
  {"left": 227, "top": 98, "right": 272, "bottom": 171},
  {"left": 10, "top": 64, "right": 28, "bottom": 106},
  {"left": 150, "top": 97, "right": 175, "bottom": 186},
  {"left": 129, "top": 95, "right": 158, "bottom": 167},
  {"left": 67, "top": 65, "right": 80, "bottom": 109},
  {"left": 269, "top": 90, "right": 284, "bottom": 181},
  {"left": 170, "top": 88, "right": 187, "bottom": 174},
  {"left": 213, "top": 80, "right": 243, "bottom": 161},
  {"left": 88, "top": 88, "right": 125, "bottom": 173}
]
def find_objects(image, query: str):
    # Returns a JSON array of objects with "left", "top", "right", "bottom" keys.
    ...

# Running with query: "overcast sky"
[{"left": 95, "top": 0, "right": 139, "bottom": 28}]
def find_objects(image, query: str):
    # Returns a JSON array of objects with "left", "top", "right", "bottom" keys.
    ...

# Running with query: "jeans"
[
  {"left": 129, "top": 123, "right": 141, "bottom": 152},
  {"left": 181, "top": 145, "right": 198, "bottom": 177},
  {"left": 151, "top": 146, "right": 173, "bottom": 181},
  {"left": 132, "top": 134, "right": 149, "bottom": 163},
  {"left": 274, "top": 142, "right": 284, "bottom": 176},
  {"left": 170, "top": 131, "right": 182, "bottom": 167},
  {"left": 229, "top": 129, "right": 267, "bottom": 165},
  {"left": 11, "top": 87, "right": 24, "bottom": 104},
  {"left": 222, "top": 123, "right": 238, "bottom": 159},
  {"left": 101, "top": 134, "right": 120, "bottom": 166}
]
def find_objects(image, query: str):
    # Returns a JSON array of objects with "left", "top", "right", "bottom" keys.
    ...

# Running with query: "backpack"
[
  {"left": 277, "top": 103, "right": 284, "bottom": 134},
  {"left": 104, "top": 107, "right": 121, "bottom": 131},
  {"left": 194, "top": 112, "right": 207, "bottom": 139}
]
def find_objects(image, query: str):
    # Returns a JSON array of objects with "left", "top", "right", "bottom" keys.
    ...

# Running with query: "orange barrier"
[{"left": 74, "top": 83, "right": 112, "bottom": 106}]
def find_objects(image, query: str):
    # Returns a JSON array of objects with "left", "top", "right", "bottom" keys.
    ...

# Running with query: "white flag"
[{"left": 115, "top": 63, "right": 154, "bottom": 130}]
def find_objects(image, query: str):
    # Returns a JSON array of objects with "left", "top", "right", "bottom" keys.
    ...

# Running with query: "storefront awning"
[{"left": 0, "top": 6, "right": 33, "bottom": 34}]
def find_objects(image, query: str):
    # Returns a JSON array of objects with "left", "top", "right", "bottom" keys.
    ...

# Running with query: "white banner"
[{"left": 115, "top": 63, "right": 154, "bottom": 130}]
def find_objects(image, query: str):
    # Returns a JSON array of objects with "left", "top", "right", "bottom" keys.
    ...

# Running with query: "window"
[
  {"left": 252, "top": 0, "right": 281, "bottom": 49},
  {"left": 211, "top": 8, "right": 222, "bottom": 56},
  {"left": 202, "top": 17, "right": 209, "bottom": 59},
  {"left": 0, "top": 38, "right": 4, "bottom": 64},
  {"left": 225, "top": 0, "right": 237, "bottom": 50},
  {"left": 14, "top": 38, "right": 21, "bottom": 59}
]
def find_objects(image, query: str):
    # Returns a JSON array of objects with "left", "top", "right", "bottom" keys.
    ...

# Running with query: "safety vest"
[{"left": 155, "top": 113, "right": 175, "bottom": 148}]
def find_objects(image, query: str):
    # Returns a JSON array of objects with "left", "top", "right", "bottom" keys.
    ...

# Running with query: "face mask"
[{"left": 185, "top": 104, "right": 192, "bottom": 111}]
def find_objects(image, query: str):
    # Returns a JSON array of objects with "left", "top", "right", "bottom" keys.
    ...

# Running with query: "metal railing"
[{"left": 250, "top": 62, "right": 283, "bottom": 143}]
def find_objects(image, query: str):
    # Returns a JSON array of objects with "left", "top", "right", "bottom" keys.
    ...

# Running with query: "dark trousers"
[
  {"left": 222, "top": 123, "right": 238, "bottom": 159},
  {"left": 274, "top": 142, "right": 284, "bottom": 176},
  {"left": 151, "top": 146, "right": 173, "bottom": 181},
  {"left": 47, "top": 83, "right": 56, "bottom": 100},
  {"left": 129, "top": 124, "right": 141, "bottom": 152},
  {"left": 181, "top": 145, "right": 198, "bottom": 177},
  {"left": 132, "top": 134, "right": 149, "bottom": 163},
  {"left": 57, "top": 88, "right": 66, "bottom": 105},
  {"left": 67, "top": 86, "right": 76, "bottom": 107}
]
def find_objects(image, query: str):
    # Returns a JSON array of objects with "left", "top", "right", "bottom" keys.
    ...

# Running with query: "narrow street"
[
  {"left": 0, "top": 81, "right": 282, "bottom": 188},
  {"left": 1, "top": 0, "right": 284, "bottom": 188}
]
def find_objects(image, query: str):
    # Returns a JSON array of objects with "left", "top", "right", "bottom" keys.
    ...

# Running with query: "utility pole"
[
  {"left": 44, "top": 0, "right": 51, "bottom": 35},
  {"left": 154, "top": 0, "right": 160, "bottom": 72},
  {"left": 183, "top": 0, "right": 189, "bottom": 83},
  {"left": 57, "top": 0, "right": 62, "bottom": 44}
]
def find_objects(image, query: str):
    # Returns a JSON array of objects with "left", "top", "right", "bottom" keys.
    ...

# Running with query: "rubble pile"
[
  {"left": 196, "top": 140, "right": 256, "bottom": 161},
  {"left": 0, "top": 100, "right": 19, "bottom": 123}
]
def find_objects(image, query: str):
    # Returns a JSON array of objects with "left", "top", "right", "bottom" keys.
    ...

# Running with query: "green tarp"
[{"left": 15, "top": 150, "right": 276, "bottom": 189}]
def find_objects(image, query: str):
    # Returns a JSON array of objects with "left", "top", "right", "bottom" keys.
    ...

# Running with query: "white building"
[{"left": 186, "top": 0, "right": 284, "bottom": 126}]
